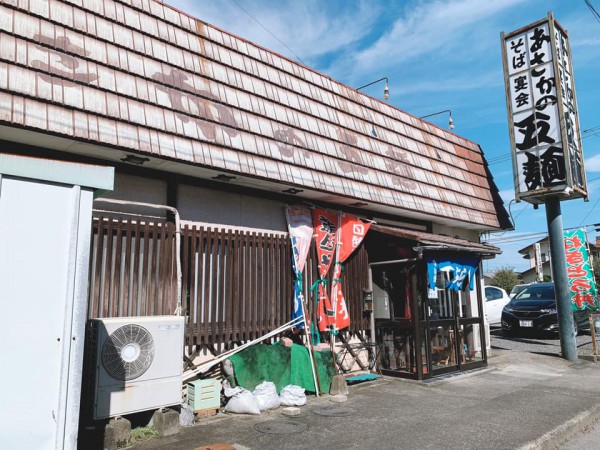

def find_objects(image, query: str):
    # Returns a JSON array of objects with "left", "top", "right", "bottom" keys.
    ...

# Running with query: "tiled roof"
[
  {"left": 0, "top": 0, "right": 509, "bottom": 229},
  {"left": 371, "top": 224, "right": 501, "bottom": 255}
]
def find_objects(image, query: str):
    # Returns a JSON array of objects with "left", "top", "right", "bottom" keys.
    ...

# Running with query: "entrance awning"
[{"left": 371, "top": 224, "right": 501, "bottom": 257}]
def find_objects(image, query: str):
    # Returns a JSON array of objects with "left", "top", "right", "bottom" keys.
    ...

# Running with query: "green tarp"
[{"left": 228, "top": 343, "right": 335, "bottom": 394}]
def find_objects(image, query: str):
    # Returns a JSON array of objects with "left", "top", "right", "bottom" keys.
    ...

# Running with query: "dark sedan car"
[{"left": 501, "top": 282, "right": 590, "bottom": 336}]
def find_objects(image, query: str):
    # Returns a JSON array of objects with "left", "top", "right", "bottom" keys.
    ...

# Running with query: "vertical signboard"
[
  {"left": 501, "top": 13, "right": 588, "bottom": 203},
  {"left": 535, "top": 242, "right": 543, "bottom": 282}
]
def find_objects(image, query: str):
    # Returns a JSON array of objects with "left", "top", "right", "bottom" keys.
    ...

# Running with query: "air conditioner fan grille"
[{"left": 102, "top": 324, "right": 155, "bottom": 381}]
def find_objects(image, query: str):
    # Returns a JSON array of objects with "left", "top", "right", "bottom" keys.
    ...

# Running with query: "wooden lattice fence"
[{"left": 88, "top": 216, "right": 371, "bottom": 357}]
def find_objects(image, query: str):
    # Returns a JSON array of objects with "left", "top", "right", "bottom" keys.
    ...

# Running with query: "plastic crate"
[{"left": 187, "top": 379, "right": 221, "bottom": 411}]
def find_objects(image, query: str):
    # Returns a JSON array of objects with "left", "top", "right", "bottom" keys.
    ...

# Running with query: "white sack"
[
  {"left": 252, "top": 381, "right": 281, "bottom": 411},
  {"left": 179, "top": 404, "right": 195, "bottom": 426},
  {"left": 223, "top": 380, "right": 261, "bottom": 415},
  {"left": 279, "top": 385, "right": 307, "bottom": 406}
]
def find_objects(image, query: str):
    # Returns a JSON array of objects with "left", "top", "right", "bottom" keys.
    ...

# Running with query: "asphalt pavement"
[
  {"left": 490, "top": 326, "right": 595, "bottom": 357},
  {"left": 130, "top": 338, "right": 600, "bottom": 450}
]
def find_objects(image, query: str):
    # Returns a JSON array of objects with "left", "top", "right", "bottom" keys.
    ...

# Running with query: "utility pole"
[{"left": 545, "top": 198, "right": 577, "bottom": 362}]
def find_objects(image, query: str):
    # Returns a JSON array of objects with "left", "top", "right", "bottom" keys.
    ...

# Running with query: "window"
[{"left": 485, "top": 287, "right": 502, "bottom": 301}]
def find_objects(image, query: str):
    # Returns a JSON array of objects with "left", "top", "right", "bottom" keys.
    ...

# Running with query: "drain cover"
[
  {"left": 312, "top": 405, "right": 357, "bottom": 417},
  {"left": 254, "top": 421, "right": 307, "bottom": 434}
]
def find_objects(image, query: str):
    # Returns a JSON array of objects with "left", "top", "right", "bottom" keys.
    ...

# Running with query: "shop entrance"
[
  {"left": 372, "top": 262, "right": 420, "bottom": 377},
  {"left": 425, "top": 271, "right": 485, "bottom": 376},
  {"left": 372, "top": 260, "right": 487, "bottom": 380},
  {"left": 365, "top": 225, "right": 491, "bottom": 380}
]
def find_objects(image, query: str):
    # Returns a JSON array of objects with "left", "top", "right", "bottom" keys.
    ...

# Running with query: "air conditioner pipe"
[{"left": 93, "top": 198, "right": 182, "bottom": 316}]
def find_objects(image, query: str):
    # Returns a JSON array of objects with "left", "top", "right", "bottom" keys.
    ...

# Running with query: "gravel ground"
[{"left": 489, "top": 326, "right": 596, "bottom": 357}]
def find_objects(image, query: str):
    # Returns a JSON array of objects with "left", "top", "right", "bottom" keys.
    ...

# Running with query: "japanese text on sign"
[
  {"left": 502, "top": 14, "right": 588, "bottom": 202},
  {"left": 563, "top": 229, "right": 598, "bottom": 311}
]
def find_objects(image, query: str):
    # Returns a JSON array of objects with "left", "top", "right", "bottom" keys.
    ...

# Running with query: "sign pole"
[{"left": 545, "top": 197, "right": 578, "bottom": 362}]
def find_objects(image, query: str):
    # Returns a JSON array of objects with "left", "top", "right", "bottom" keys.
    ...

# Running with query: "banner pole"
[
  {"left": 300, "top": 295, "right": 322, "bottom": 396},
  {"left": 330, "top": 213, "right": 343, "bottom": 370}
]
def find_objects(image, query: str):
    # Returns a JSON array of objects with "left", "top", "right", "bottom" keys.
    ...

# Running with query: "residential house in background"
[
  {"left": 590, "top": 238, "right": 600, "bottom": 263},
  {"left": 519, "top": 234, "right": 599, "bottom": 284},
  {"left": 518, "top": 237, "right": 552, "bottom": 284}
]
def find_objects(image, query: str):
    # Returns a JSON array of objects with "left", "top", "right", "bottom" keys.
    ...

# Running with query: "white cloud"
[
  {"left": 482, "top": 237, "right": 531, "bottom": 272},
  {"left": 573, "top": 38, "right": 600, "bottom": 47},
  {"left": 395, "top": 70, "right": 501, "bottom": 98},
  {"left": 559, "top": 10, "right": 600, "bottom": 67},
  {"left": 498, "top": 189, "right": 515, "bottom": 205},
  {"left": 164, "top": 0, "right": 380, "bottom": 64},
  {"left": 585, "top": 153, "right": 600, "bottom": 172},
  {"left": 562, "top": 12, "right": 600, "bottom": 50},
  {"left": 353, "top": 0, "right": 528, "bottom": 70}
]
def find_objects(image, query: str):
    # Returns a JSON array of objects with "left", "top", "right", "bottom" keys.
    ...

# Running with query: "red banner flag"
[
  {"left": 338, "top": 216, "right": 371, "bottom": 264},
  {"left": 312, "top": 208, "right": 338, "bottom": 278},
  {"left": 331, "top": 262, "right": 349, "bottom": 329},
  {"left": 331, "top": 215, "right": 371, "bottom": 330},
  {"left": 312, "top": 208, "right": 339, "bottom": 331}
]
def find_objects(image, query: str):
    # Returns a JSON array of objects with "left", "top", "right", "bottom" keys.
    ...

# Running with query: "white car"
[{"left": 485, "top": 286, "right": 511, "bottom": 326}]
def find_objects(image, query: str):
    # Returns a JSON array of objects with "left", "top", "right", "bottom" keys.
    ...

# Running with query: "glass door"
[
  {"left": 427, "top": 276, "right": 459, "bottom": 375},
  {"left": 457, "top": 282, "right": 486, "bottom": 369},
  {"left": 373, "top": 265, "right": 420, "bottom": 378},
  {"left": 426, "top": 270, "right": 486, "bottom": 376}
]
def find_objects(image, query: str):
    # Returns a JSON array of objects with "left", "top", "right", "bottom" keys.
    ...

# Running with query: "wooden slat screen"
[
  {"left": 181, "top": 225, "right": 293, "bottom": 350},
  {"left": 88, "top": 217, "right": 370, "bottom": 351},
  {"left": 88, "top": 216, "right": 176, "bottom": 319}
]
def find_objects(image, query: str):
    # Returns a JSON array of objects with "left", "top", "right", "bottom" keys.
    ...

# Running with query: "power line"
[
  {"left": 486, "top": 222, "right": 600, "bottom": 247},
  {"left": 586, "top": 0, "right": 600, "bottom": 23},
  {"left": 230, "top": 0, "right": 306, "bottom": 65},
  {"left": 487, "top": 231, "right": 548, "bottom": 244},
  {"left": 487, "top": 236, "right": 547, "bottom": 246},
  {"left": 486, "top": 123, "right": 600, "bottom": 166},
  {"left": 582, "top": 125, "right": 600, "bottom": 134},
  {"left": 579, "top": 196, "right": 600, "bottom": 226}
]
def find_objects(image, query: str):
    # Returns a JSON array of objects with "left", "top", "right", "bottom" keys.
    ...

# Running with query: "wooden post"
[
  {"left": 300, "top": 298, "right": 321, "bottom": 396},
  {"left": 591, "top": 314, "right": 598, "bottom": 356}
]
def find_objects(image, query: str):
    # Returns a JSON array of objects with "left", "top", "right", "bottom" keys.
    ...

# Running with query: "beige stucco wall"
[
  {"left": 96, "top": 172, "right": 286, "bottom": 231},
  {"left": 431, "top": 224, "right": 480, "bottom": 243},
  {"left": 177, "top": 184, "right": 287, "bottom": 232}
]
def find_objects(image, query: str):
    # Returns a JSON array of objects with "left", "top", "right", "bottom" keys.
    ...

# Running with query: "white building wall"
[
  {"left": 524, "top": 240, "right": 552, "bottom": 269},
  {"left": 0, "top": 154, "right": 113, "bottom": 450},
  {"left": 99, "top": 173, "right": 287, "bottom": 232}
]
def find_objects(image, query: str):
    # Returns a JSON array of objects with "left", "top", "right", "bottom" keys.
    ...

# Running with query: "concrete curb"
[
  {"left": 377, "top": 367, "right": 496, "bottom": 388},
  {"left": 518, "top": 402, "right": 600, "bottom": 450}
]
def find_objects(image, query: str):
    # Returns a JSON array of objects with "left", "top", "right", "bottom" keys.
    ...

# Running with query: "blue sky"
[{"left": 165, "top": 0, "right": 600, "bottom": 273}]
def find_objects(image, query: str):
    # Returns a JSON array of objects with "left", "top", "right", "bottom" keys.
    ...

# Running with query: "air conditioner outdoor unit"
[{"left": 87, "top": 315, "right": 185, "bottom": 420}]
